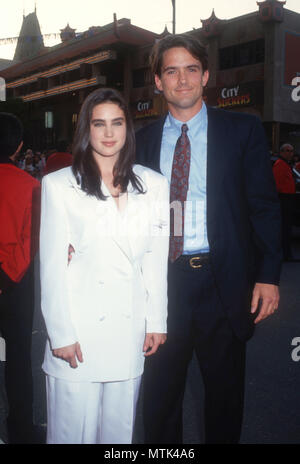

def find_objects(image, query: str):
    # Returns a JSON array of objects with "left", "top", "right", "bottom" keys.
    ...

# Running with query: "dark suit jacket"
[{"left": 135, "top": 106, "right": 282, "bottom": 341}]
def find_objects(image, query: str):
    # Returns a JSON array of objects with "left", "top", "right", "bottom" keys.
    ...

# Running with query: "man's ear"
[
  {"left": 155, "top": 74, "right": 163, "bottom": 92},
  {"left": 202, "top": 70, "right": 209, "bottom": 88}
]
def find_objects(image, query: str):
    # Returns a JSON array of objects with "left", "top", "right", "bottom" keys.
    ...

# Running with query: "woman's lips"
[{"left": 102, "top": 142, "right": 116, "bottom": 146}]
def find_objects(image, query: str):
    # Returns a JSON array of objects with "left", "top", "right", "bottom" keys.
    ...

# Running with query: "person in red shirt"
[
  {"left": 43, "top": 140, "right": 73, "bottom": 175},
  {"left": 272, "top": 144, "right": 296, "bottom": 261},
  {"left": 0, "top": 113, "right": 41, "bottom": 443},
  {"left": 273, "top": 144, "right": 296, "bottom": 194}
]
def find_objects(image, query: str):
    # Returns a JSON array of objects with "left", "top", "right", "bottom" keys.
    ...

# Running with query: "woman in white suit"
[{"left": 40, "top": 88, "right": 169, "bottom": 444}]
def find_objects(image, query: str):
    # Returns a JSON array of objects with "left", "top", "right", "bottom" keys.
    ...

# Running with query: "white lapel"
[
  {"left": 101, "top": 180, "right": 134, "bottom": 264},
  {"left": 67, "top": 169, "right": 134, "bottom": 264}
]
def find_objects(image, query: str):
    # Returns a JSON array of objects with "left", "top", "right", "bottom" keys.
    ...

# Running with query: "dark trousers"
[
  {"left": 143, "top": 258, "right": 246, "bottom": 444},
  {"left": 0, "top": 264, "right": 34, "bottom": 443}
]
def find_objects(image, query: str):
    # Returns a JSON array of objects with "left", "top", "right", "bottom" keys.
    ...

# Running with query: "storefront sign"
[
  {"left": 133, "top": 100, "right": 159, "bottom": 119},
  {"left": 205, "top": 81, "right": 264, "bottom": 109},
  {"left": 218, "top": 87, "right": 251, "bottom": 108}
]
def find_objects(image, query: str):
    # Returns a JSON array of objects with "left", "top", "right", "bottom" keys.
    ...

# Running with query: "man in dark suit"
[{"left": 135, "top": 34, "right": 282, "bottom": 444}]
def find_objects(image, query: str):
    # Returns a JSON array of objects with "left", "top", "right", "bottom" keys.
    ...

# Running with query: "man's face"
[
  {"left": 281, "top": 145, "right": 294, "bottom": 161},
  {"left": 154, "top": 47, "right": 209, "bottom": 118}
]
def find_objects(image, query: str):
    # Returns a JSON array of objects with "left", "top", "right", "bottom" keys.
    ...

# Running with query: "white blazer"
[{"left": 40, "top": 165, "right": 169, "bottom": 382}]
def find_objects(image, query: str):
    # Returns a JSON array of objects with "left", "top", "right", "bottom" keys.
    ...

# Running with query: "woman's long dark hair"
[{"left": 72, "top": 87, "right": 144, "bottom": 199}]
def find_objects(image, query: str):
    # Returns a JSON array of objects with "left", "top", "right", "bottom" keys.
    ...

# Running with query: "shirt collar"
[{"left": 166, "top": 102, "right": 207, "bottom": 135}]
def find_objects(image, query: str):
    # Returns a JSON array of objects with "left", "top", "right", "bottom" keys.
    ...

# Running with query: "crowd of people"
[
  {"left": 271, "top": 144, "right": 300, "bottom": 173},
  {"left": 0, "top": 32, "right": 298, "bottom": 445},
  {"left": 12, "top": 142, "right": 73, "bottom": 181},
  {"left": 272, "top": 143, "right": 300, "bottom": 261}
]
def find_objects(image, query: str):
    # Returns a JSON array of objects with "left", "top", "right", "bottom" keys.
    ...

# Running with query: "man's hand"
[
  {"left": 52, "top": 342, "right": 83, "bottom": 368},
  {"left": 251, "top": 283, "right": 280, "bottom": 324},
  {"left": 143, "top": 333, "right": 167, "bottom": 357}
]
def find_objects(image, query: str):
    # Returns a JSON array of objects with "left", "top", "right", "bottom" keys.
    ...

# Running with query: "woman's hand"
[
  {"left": 68, "top": 244, "right": 75, "bottom": 265},
  {"left": 143, "top": 333, "right": 167, "bottom": 357},
  {"left": 52, "top": 342, "right": 83, "bottom": 368}
]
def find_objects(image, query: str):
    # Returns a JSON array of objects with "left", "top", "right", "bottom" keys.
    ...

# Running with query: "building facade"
[
  {"left": 0, "top": 13, "right": 159, "bottom": 149},
  {"left": 197, "top": 0, "right": 300, "bottom": 153},
  {"left": 1, "top": 1, "right": 300, "bottom": 152}
]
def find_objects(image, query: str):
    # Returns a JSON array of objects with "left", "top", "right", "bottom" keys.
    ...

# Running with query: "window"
[
  {"left": 219, "top": 39, "right": 265, "bottom": 70},
  {"left": 45, "top": 111, "right": 53, "bottom": 129},
  {"left": 132, "top": 68, "right": 151, "bottom": 88},
  {"left": 0, "top": 77, "right": 5, "bottom": 101},
  {"left": 72, "top": 113, "right": 78, "bottom": 126},
  {"left": 68, "top": 68, "right": 80, "bottom": 82}
]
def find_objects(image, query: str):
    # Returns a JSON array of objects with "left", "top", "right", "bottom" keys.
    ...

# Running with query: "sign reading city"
[
  {"left": 204, "top": 81, "right": 264, "bottom": 109},
  {"left": 133, "top": 100, "right": 159, "bottom": 119},
  {"left": 218, "top": 85, "right": 251, "bottom": 108}
]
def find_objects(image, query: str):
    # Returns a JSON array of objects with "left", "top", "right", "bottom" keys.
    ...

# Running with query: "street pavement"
[{"left": 1, "top": 234, "right": 300, "bottom": 444}]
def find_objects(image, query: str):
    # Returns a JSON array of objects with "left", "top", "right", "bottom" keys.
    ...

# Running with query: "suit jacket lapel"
[
  {"left": 144, "top": 116, "right": 166, "bottom": 173},
  {"left": 101, "top": 181, "right": 134, "bottom": 264},
  {"left": 69, "top": 169, "right": 134, "bottom": 264},
  {"left": 153, "top": 116, "right": 166, "bottom": 172}
]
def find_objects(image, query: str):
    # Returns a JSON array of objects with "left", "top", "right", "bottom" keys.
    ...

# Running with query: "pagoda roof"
[{"left": 13, "top": 11, "right": 45, "bottom": 62}]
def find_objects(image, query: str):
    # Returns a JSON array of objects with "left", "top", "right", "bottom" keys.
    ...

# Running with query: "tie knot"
[{"left": 181, "top": 124, "right": 188, "bottom": 134}]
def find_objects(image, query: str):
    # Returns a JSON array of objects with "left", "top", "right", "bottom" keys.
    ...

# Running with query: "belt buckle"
[{"left": 189, "top": 257, "right": 202, "bottom": 269}]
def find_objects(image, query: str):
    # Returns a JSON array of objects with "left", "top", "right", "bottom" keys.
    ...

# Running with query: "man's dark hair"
[
  {"left": 72, "top": 87, "right": 144, "bottom": 200},
  {"left": 149, "top": 34, "right": 208, "bottom": 77},
  {"left": 0, "top": 112, "right": 23, "bottom": 162}
]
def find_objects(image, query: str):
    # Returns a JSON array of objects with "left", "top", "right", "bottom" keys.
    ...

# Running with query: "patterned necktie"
[{"left": 169, "top": 123, "right": 191, "bottom": 262}]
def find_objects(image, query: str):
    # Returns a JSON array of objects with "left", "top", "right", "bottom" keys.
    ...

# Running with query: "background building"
[
  {"left": 197, "top": 0, "right": 300, "bottom": 153},
  {"left": 0, "top": 59, "right": 14, "bottom": 71},
  {"left": 0, "top": 12, "right": 158, "bottom": 149},
  {"left": 1, "top": 0, "right": 299, "bottom": 153}
]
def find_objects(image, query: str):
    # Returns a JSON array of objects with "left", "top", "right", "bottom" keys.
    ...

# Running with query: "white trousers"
[{"left": 46, "top": 375, "right": 141, "bottom": 444}]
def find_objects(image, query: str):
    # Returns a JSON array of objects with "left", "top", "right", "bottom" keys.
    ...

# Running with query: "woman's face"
[{"left": 89, "top": 102, "right": 126, "bottom": 163}]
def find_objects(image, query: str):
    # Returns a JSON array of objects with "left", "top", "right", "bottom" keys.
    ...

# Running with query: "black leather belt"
[{"left": 173, "top": 253, "right": 210, "bottom": 269}]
